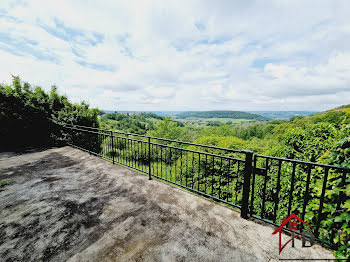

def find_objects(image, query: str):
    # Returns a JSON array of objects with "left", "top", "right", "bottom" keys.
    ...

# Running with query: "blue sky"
[{"left": 0, "top": 0, "right": 350, "bottom": 111}]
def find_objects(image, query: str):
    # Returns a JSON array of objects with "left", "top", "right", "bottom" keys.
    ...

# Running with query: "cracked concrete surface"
[{"left": 0, "top": 146, "right": 334, "bottom": 261}]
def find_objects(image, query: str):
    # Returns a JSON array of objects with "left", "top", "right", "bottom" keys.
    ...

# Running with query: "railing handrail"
[
  {"left": 61, "top": 123, "right": 246, "bottom": 162},
  {"left": 58, "top": 122, "right": 247, "bottom": 154},
  {"left": 255, "top": 154, "right": 350, "bottom": 171},
  {"left": 58, "top": 122, "right": 350, "bottom": 170}
]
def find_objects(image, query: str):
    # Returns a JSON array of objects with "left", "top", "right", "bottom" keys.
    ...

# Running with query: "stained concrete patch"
[{"left": 0, "top": 147, "right": 334, "bottom": 261}]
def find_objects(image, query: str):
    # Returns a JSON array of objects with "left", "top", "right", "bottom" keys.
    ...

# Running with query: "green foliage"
[
  {"left": 0, "top": 76, "right": 99, "bottom": 150},
  {"left": 138, "top": 112, "right": 164, "bottom": 120},
  {"left": 99, "top": 112, "right": 163, "bottom": 134},
  {"left": 199, "top": 125, "right": 236, "bottom": 137},
  {"left": 193, "top": 136, "right": 245, "bottom": 151},
  {"left": 277, "top": 123, "right": 339, "bottom": 161},
  {"left": 316, "top": 124, "right": 350, "bottom": 259},
  {"left": 147, "top": 117, "right": 189, "bottom": 141},
  {"left": 235, "top": 123, "right": 273, "bottom": 140},
  {"left": 206, "top": 120, "right": 222, "bottom": 126}
]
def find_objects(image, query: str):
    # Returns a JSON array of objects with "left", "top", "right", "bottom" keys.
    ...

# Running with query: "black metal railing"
[
  {"left": 250, "top": 154, "right": 349, "bottom": 246},
  {"left": 56, "top": 122, "right": 349, "bottom": 247},
  {"left": 59, "top": 123, "right": 253, "bottom": 218}
]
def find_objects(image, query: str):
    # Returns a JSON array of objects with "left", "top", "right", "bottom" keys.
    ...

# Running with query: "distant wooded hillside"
[
  {"left": 248, "top": 111, "right": 317, "bottom": 120},
  {"left": 175, "top": 111, "right": 269, "bottom": 121}
]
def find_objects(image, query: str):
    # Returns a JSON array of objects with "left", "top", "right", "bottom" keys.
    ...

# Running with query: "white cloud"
[{"left": 0, "top": 0, "right": 350, "bottom": 111}]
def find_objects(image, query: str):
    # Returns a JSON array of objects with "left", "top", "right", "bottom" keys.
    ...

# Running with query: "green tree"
[
  {"left": 147, "top": 117, "right": 188, "bottom": 141},
  {"left": 0, "top": 76, "right": 99, "bottom": 151}
]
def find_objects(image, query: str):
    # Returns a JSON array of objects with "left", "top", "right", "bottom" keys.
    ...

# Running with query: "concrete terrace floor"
[{"left": 0, "top": 146, "right": 334, "bottom": 262}]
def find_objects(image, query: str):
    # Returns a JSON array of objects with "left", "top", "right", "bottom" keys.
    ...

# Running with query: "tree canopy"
[{"left": 0, "top": 76, "right": 99, "bottom": 150}]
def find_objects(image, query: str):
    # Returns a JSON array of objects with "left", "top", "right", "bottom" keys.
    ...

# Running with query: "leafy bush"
[{"left": 0, "top": 76, "right": 99, "bottom": 151}]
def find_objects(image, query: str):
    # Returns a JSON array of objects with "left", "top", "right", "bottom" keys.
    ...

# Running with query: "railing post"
[
  {"left": 148, "top": 137, "right": 152, "bottom": 180},
  {"left": 111, "top": 131, "right": 115, "bottom": 164},
  {"left": 241, "top": 150, "right": 253, "bottom": 219}
]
